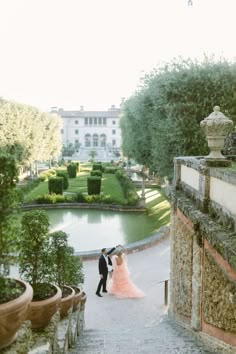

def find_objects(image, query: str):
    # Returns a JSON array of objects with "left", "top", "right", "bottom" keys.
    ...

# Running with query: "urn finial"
[{"left": 200, "top": 107, "right": 233, "bottom": 159}]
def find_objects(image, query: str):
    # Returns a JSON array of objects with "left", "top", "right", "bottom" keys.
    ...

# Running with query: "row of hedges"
[
  {"left": 33, "top": 193, "right": 112, "bottom": 204},
  {"left": 115, "top": 170, "right": 140, "bottom": 205}
]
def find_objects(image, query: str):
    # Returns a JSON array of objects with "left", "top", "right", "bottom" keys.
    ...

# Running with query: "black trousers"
[{"left": 96, "top": 271, "right": 108, "bottom": 293}]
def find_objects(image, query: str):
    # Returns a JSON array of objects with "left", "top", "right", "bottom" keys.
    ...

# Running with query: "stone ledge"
[
  {"left": 77, "top": 226, "right": 170, "bottom": 260},
  {"left": 0, "top": 304, "right": 86, "bottom": 354}
]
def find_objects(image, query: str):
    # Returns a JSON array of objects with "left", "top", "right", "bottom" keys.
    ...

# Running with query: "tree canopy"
[
  {"left": 0, "top": 98, "right": 62, "bottom": 166},
  {"left": 120, "top": 57, "right": 236, "bottom": 180}
]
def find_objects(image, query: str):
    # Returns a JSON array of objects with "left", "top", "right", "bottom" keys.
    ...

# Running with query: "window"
[
  {"left": 112, "top": 140, "right": 116, "bottom": 146},
  {"left": 75, "top": 139, "right": 79, "bottom": 143},
  {"left": 98, "top": 117, "right": 102, "bottom": 125},
  {"left": 93, "top": 134, "right": 99, "bottom": 147},
  {"left": 112, "top": 120, "right": 116, "bottom": 125},
  {"left": 85, "top": 134, "right": 91, "bottom": 147},
  {"left": 61, "top": 129, "right": 64, "bottom": 134},
  {"left": 112, "top": 129, "right": 116, "bottom": 135},
  {"left": 94, "top": 117, "right": 97, "bottom": 125},
  {"left": 102, "top": 117, "right": 107, "bottom": 125},
  {"left": 89, "top": 117, "right": 93, "bottom": 125},
  {"left": 85, "top": 118, "right": 88, "bottom": 125},
  {"left": 100, "top": 134, "right": 106, "bottom": 147},
  {"left": 75, "top": 120, "right": 78, "bottom": 124},
  {"left": 75, "top": 129, "right": 79, "bottom": 134}
]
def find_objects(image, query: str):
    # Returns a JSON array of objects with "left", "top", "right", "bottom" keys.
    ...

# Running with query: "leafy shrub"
[
  {"left": 19, "top": 210, "right": 55, "bottom": 300},
  {"left": 74, "top": 192, "right": 87, "bottom": 203},
  {"left": 39, "top": 169, "right": 56, "bottom": 181},
  {"left": 56, "top": 170, "right": 69, "bottom": 190},
  {"left": 90, "top": 170, "right": 102, "bottom": 177},
  {"left": 115, "top": 170, "right": 139, "bottom": 205},
  {"left": 104, "top": 167, "right": 119, "bottom": 174},
  {"left": 34, "top": 193, "right": 71, "bottom": 204},
  {"left": 67, "top": 163, "right": 77, "bottom": 178},
  {"left": 92, "top": 163, "right": 103, "bottom": 172},
  {"left": 87, "top": 176, "right": 101, "bottom": 195},
  {"left": 50, "top": 231, "right": 84, "bottom": 289},
  {"left": 48, "top": 177, "right": 63, "bottom": 195}
]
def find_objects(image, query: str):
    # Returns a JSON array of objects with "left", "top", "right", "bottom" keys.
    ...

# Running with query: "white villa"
[{"left": 51, "top": 105, "right": 122, "bottom": 155}]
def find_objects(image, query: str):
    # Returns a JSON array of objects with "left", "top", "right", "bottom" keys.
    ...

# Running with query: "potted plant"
[
  {"left": 0, "top": 152, "right": 33, "bottom": 350},
  {"left": 50, "top": 231, "right": 84, "bottom": 317},
  {"left": 19, "top": 210, "right": 62, "bottom": 329}
]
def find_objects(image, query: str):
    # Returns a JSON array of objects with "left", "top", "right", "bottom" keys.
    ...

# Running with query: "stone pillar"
[
  {"left": 173, "top": 158, "right": 182, "bottom": 189},
  {"left": 191, "top": 232, "right": 203, "bottom": 331}
]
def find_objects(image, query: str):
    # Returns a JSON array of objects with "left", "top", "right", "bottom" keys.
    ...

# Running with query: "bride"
[{"left": 107, "top": 245, "right": 145, "bottom": 299}]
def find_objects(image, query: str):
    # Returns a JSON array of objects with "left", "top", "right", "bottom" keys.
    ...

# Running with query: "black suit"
[{"left": 96, "top": 247, "right": 115, "bottom": 294}]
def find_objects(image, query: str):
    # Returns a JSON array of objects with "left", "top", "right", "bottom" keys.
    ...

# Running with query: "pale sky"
[{"left": 0, "top": 0, "right": 235, "bottom": 112}]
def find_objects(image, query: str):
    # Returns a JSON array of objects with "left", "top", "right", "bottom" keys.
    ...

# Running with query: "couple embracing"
[{"left": 96, "top": 244, "right": 145, "bottom": 299}]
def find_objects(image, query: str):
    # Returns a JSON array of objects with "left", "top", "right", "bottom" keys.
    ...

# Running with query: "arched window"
[
  {"left": 93, "top": 134, "right": 99, "bottom": 147},
  {"left": 100, "top": 134, "right": 106, "bottom": 147},
  {"left": 85, "top": 134, "right": 91, "bottom": 147}
]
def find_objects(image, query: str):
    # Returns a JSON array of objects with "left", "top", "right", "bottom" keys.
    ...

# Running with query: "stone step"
[{"left": 69, "top": 318, "right": 217, "bottom": 354}]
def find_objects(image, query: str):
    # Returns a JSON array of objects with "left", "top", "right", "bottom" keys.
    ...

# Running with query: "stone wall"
[
  {"left": 0, "top": 298, "right": 86, "bottom": 354},
  {"left": 170, "top": 156, "right": 236, "bottom": 351}
]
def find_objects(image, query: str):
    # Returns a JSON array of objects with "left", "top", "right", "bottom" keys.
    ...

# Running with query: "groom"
[{"left": 96, "top": 246, "right": 117, "bottom": 297}]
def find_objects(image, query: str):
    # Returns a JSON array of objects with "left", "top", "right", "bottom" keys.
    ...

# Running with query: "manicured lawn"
[
  {"left": 102, "top": 174, "right": 126, "bottom": 204},
  {"left": 140, "top": 188, "right": 171, "bottom": 229},
  {"left": 24, "top": 172, "right": 126, "bottom": 204}
]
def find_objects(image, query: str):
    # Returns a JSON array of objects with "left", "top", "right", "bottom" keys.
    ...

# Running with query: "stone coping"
[
  {"left": 22, "top": 202, "right": 146, "bottom": 212},
  {"left": 76, "top": 226, "right": 170, "bottom": 260}
]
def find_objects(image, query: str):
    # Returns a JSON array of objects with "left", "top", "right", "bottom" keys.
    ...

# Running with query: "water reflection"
[{"left": 46, "top": 208, "right": 158, "bottom": 252}]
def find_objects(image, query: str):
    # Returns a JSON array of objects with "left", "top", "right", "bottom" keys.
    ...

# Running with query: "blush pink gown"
[{"left": 108, "top": 255, "right": 145, "bottom": 299}]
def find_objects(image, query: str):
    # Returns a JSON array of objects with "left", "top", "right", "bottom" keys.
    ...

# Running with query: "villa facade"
[{"left": 51, "top": 105, "right": 122, "bottom": 153}]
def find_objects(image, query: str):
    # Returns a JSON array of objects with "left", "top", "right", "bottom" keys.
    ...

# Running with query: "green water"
[{"left": 46, "top": 208, "right": 159, "bottom": 252}]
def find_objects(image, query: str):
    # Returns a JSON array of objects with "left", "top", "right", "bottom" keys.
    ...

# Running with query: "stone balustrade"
[{"left": 0, "top": 293, "right": 86, "bottom": 354}]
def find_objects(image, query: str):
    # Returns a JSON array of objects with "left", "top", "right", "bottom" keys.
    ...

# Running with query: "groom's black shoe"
[
  {"left": 96, "top": 292, "right": 102, "bottom": 297},
  {"left": 102, "top": 290, "right": 108, "bottom": 293}
]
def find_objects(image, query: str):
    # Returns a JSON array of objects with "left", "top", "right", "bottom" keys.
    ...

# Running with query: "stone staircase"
[{"left": 69, "top": 317, "right": 217, "bottom": 354}]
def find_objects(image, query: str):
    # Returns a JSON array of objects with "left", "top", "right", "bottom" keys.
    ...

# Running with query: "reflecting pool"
[{"left": 46, "top": 208, "right": 159, "bottom": 252}]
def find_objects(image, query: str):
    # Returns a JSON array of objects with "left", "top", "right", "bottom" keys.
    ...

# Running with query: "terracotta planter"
[
  {"left": 28, "top": 284, "right": 62, "bottom": 329},
  {"left": 72, "top": 286, "right": 83, "bottom": 312},
  {"left": 60, "top": 285, "right": 75, "bottom": 318},
  {"left": 80, "top": 291, "right": 87, "bottom": 311},
  {"left": 0, "top": 278, "right": 33, "bottom": 350}
]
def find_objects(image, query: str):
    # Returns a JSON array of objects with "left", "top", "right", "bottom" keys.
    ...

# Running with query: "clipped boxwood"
[
  {"left": 104, "top": 167, "right": 119, "bottom": 174},
  {"left": 92, "top": 163, "right": 103, "bottom": 172},
  {"left": 56, "top": 170, "right": 69, "bottom": 190},
  {"left": 87, "top": 176, "right": 101, "bottom": 195},
  {"left": 90, "top": 170, "right": 102, "bottom": 177},
  {"left": 67, "top": 163, "right": 77, "bottom": 178},
  {"left": 48, "top": 177, "right": 63, "bottom": 195}
]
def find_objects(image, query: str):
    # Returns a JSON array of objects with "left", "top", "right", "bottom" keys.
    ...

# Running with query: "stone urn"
[
  {"left": 200, "top": 106, "right": 234, "bottom": 159},
  {"left": 28, "top": 284, "right": 62, "bottom": 329},
  {"left": 0, "top": 279, "right": 33, "bottom": 350},
  {"left": 60, "top": 285, "right": 75, "bottom": 318}
]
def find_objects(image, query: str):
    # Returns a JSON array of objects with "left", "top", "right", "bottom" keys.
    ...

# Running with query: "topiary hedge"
[
  {"left": 48, "top": 177, "right": 63, "bottom": 195},
  {"left": 67, "top": 163, "right": 77, "bottom": 178},
  {"left": 56, "top": 170, "right": 69, "bottom": 190},
  {"left": 90, "top": 170, "right": 102, "bottom": 177},
  {"left": 87, "top": 176, "right": 101, "bottom": 195}
]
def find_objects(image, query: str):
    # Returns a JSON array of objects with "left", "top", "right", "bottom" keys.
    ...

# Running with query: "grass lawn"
[
  {"left": 139, "top": 188, "right": 171, "bottom": 229},
  {"left": 24, "top": 172, "right": 126, "bottom": 204}
]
